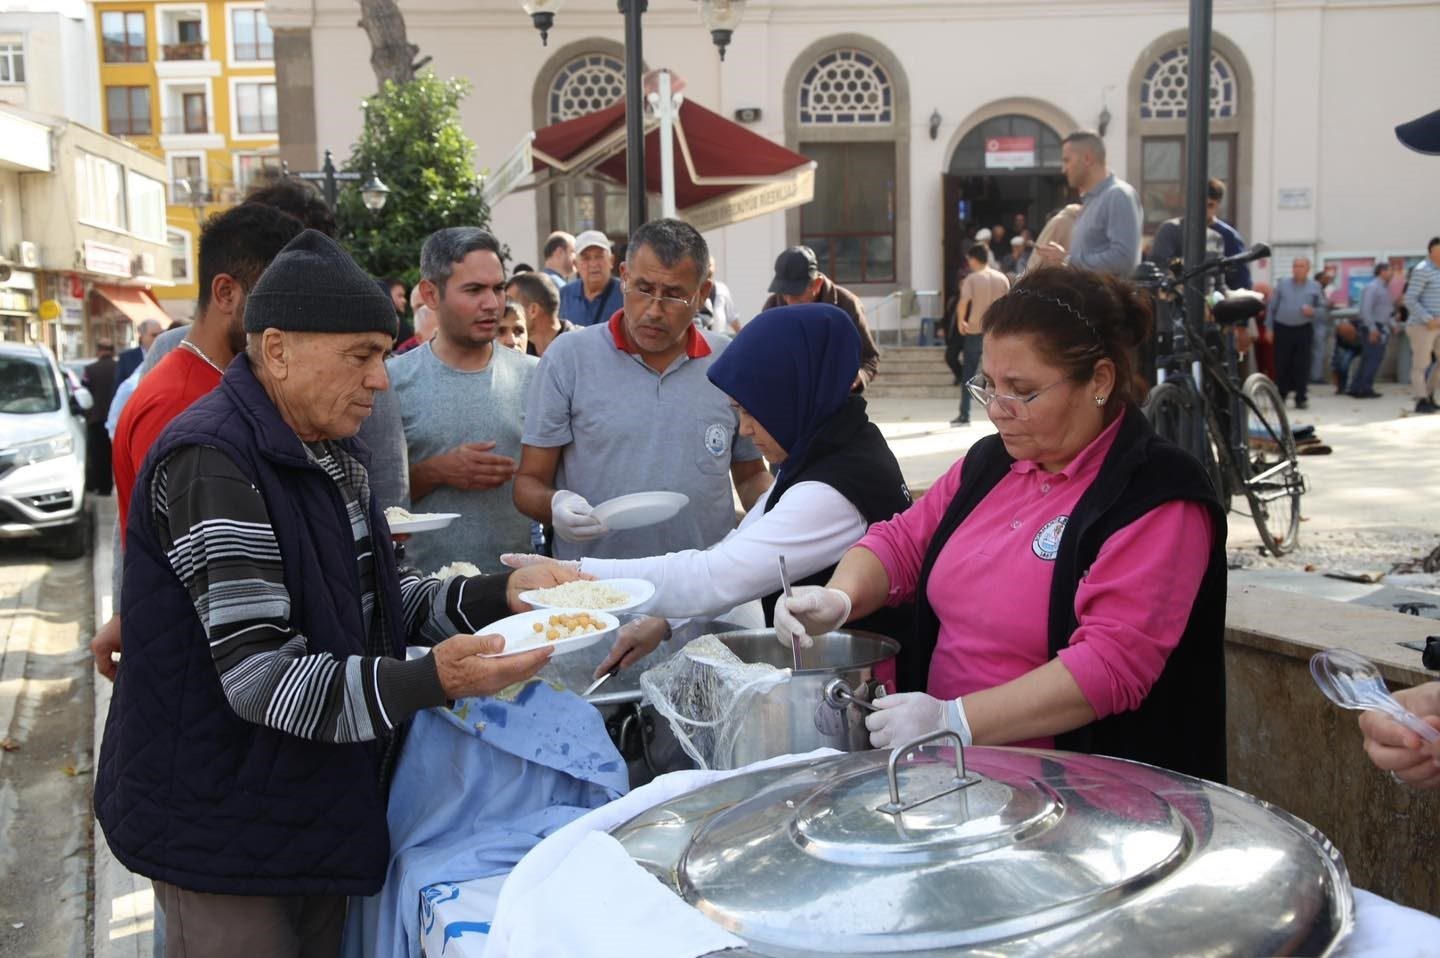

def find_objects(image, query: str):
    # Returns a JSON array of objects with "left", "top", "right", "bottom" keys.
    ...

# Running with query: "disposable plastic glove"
[
  {"left": 865, "top": 693, "right": 973, "bottom": 749},
  {"left": 772, "top": 586, "right": 851, "bottom": 649},
  {"left": 500, "top": 553, "right": 580, "bottom": 571},
  {"left": 551, "top": 490, "right": 609, "bottom": 543}
]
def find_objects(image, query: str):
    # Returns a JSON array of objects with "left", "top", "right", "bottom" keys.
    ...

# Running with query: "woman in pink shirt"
[{"left": 776, "top": 267, "right": 1229, "bottom": 782}]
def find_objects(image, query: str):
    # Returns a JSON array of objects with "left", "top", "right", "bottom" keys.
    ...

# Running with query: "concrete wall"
[
  {"left": 1226, "top": 584, "right": 1440, "bottom": 913},
  {"left": 273, "top": 0, "right": 1440, "bottom": 314},
  {"left": 0, "top": 7, "right": 101, "bottom": 127}
]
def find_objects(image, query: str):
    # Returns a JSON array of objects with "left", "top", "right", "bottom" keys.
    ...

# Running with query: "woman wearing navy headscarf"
[{"left": 538, "top": 303, "right": 912, "bottom": 676}]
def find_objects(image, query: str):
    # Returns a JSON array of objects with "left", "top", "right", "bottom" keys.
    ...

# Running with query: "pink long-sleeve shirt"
[{"left": 857, "top": 416, "right": 1214, "bottom": 747}]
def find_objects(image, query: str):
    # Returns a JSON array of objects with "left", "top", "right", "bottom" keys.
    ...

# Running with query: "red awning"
[
  {"left": 89, "top": 285, "right": 171, "bottom": 327},
  {"left": 526, "top": 97, "right": 815, "bottom": 231}
]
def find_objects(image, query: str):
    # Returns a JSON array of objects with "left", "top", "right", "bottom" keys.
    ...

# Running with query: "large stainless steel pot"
[
  {"left": 708, "top": 629, "right": 899, "bottom": 768},
  {"left": 611, "top": 735, "right": 1353, "bottom": 956},
  {"left": 538, "top": 617, "right": 743, "bottom": 788}
]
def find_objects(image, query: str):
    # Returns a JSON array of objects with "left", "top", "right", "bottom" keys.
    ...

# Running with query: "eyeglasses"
[
  {"left": 965, "top": 374, "right": 1068, "bottom": 420},
  {"left": 622, "top": 281, "right": 697, "bottom": 314}
]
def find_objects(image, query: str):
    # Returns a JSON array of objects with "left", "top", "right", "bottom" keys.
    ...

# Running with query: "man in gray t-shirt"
[
  {"left": 386, "top": 227, "right": 538, "bottom": 574},
  {"left": 514, "top": 219, "right": 772, "bottom": 562}
]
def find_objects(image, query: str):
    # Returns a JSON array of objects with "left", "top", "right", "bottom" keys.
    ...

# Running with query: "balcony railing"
[
  {"left": 170, "top": 180, "right": 213, "bottom": 204},
  {"left": 162, "top": 115, "right": 211, "bottom": 135},
  {"left": 161, "top": 41, "right": 206, "bottom": 61}
]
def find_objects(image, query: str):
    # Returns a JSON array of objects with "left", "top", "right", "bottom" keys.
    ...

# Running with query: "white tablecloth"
[{"left": 419, "top": 757, "right": 1440, "bottom": 958}]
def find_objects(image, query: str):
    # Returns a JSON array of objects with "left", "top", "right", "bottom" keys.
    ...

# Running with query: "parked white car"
[{"left": 0, "top": 343, "right": 91, "bottom": 558}]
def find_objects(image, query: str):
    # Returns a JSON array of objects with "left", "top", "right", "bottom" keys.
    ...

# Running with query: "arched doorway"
[{"left": 942, "top": 114, "right": 1068, "bottom": 304}]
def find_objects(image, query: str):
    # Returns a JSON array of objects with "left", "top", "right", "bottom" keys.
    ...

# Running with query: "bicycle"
[{"left": 1141, "top": 244, "right": 1306, "bottom": 556}]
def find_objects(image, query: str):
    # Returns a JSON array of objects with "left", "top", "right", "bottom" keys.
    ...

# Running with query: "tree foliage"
[{"left": 334, "top": 73, "right": 490, "bottom": 284}]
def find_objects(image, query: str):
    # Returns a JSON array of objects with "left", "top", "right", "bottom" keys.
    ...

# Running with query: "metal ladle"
[
  {"left": 1310, "top": 648, "right": 1440, "bottom": 742},
  {"left": 778, "top": 555, "right": 801, "bottom": 673}
]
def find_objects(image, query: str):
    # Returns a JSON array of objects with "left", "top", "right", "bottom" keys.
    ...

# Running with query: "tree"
[
  {"left": 334, "top": 73, "right": 491, "bottom": 284},
  {"left": 355, "top": 0, "right": 429, "bottom": 88}
]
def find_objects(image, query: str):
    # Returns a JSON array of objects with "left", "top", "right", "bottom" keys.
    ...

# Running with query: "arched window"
[
  {"left": 1129, "top": 37, "right": 1250, "bottom": 236},
  {"left": 791, "top": 43, "right": 903, "bottom": 286},
  {"left": 546, "top": 52, "right": 625, "bottom": 123},
  {"left": 948, "top": 115, "right": 1063, "bottom": 174}
]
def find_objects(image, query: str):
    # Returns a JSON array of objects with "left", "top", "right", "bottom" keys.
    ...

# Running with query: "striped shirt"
[
  {"left": 1405, "top": 260, "right": 1440, "bottom": 325},
  {"left": 151, "top": 443, "right": 499, "bottom": 744}
]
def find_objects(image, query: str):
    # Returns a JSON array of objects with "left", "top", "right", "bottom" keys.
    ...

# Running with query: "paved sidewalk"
[{"left": 90, "top": 495, "right": 154, "bottom": 958}]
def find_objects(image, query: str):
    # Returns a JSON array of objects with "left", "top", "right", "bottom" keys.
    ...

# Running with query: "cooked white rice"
[
  {"left": 433, "top": 561, "right": 482, "bottom": 579},
  {"left": 384, "top": 506, "right": 448, "bottom": 523},
  {"left": 527, "top": 580, "right": 633, "bottom": 609}
]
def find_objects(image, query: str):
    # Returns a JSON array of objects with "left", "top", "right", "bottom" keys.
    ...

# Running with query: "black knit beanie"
[{"left": 243, "top": 229, "right": 398, "bottom": 338}]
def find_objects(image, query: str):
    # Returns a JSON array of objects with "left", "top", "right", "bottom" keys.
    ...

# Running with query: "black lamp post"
[
  {"left": 523, "top": 0, "right": 746, "bottom": 232},
  {"left": 292, "top": 149, "right": 391, "bottom": 212},
  {"left": 1181, "top": 0, "right": 1213, "bottom": 329}
]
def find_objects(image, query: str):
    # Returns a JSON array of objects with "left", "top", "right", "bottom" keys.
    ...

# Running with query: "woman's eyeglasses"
[{"left": 965, "top": 375, "right": 1068, "bottom": 420}]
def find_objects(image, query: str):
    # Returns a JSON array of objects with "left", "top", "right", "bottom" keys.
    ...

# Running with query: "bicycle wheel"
[
  {"left": 1145, "top": 380, "right": 1227, "bottom": 506},
  {"left": 1241, "top": 373, "right": 1303, "bottom": 555}
]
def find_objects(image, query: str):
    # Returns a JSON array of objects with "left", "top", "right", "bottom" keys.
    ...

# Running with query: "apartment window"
[
  {"left": 231, "top": 9, "right": 273, "bottom": 62},
  {"left": 168, "top": 229, "right": 192, "bottom": 284},
  {"left": 0, "top": 41, "right": 24, "bottom": 84},
  {"left": 800, "top": 141, "right": 896, "bottom": 284},
  {"left": 234, "top": 81, "right": 277, "bottom": 134},
  {"left": 171, "top": 155, "right": 204, "bottom": 201},
  {"left": 101, "top": 11, "right": 147, "bottom": 63},
  {"left": 75, "top": 152, "right": 127, "bottom": 231},
  {"left": 127, "top": 171, "right": 166, "bottom": 243},
  {"left": 236, "top": 152, "right": 281, "bottom": 192},
  {"left": 182, "top": 91, "right": 207, "bottom": 133},
  {"left": 177, "top": 19, "right": 202, "bottom": 43},
  {"left": 106, "top": 86, "right": 152, "bottom": 136}
]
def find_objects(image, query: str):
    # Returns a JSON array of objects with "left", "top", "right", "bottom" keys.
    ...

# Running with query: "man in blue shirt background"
[{"left": 558, "top": 230, "right": 624, "bottom": 327}]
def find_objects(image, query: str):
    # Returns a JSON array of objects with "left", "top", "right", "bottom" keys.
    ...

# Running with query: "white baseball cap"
[{"left": 575, "top": 230, "right": 612, "bottom": 254}]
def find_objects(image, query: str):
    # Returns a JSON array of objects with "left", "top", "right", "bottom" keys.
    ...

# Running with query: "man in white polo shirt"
[{"left": 514, "top": 218, "right": 772, "bottom": 561}]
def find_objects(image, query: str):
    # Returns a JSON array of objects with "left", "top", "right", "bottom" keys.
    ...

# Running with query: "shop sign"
[
  {"left": 38, "top": 299, "right": 62, "bottom": 321},
  {"left": 1278, "top": 188, "right": 1312, "bottom": 210},
  {"left": 83, "top": 240, "right": 133, "bottom": 278},
  {"left": 985, "top": 136, "right": 1036, "bottom": 169}
]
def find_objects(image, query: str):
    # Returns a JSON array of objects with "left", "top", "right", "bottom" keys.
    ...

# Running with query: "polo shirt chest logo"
[
  {"left": 704, "top": 423, "right": 729, "bottom": 458},
  {"left": 1032, "top": 515, "right": 1068, "bottom": 561}
]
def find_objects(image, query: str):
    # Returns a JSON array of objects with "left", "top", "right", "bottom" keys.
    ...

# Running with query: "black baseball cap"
[
  {"left": 768, "top": 246, "right": 820, "bottom": 296},
  {"left": 1396, "top": 108, "right": 1440, "bottom": 155}
]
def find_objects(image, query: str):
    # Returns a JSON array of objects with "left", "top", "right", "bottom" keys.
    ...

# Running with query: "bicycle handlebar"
[{"left": 1166, "top": 242, "right": 1271, "bottom": 287}]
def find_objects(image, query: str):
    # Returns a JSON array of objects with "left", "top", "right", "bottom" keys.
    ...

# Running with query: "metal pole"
[
  {"left": 622, "top": 0, "right": 648, "bottom": 232},
  {"left": 658, "top": 68, "right": 676, "bottom": 219},
  {"left": 1182, "top": 0, "right": 1213, "bottom": 327},
  {"left": 322, "top": 148, "right": 339, "bottom": 210}
]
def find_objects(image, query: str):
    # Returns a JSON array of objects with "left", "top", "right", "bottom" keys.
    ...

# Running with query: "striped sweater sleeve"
[{"left": 152, "top": 444, "right": 446, "bottom": 743}]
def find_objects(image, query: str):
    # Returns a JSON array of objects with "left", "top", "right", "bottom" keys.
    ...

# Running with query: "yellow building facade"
[{"left": 90, "top": 0, "right": 278, "bottom": 319}]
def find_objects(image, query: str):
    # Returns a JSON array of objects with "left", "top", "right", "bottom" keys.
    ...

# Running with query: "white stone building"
[{"left": 268, "top": 0, "right": 1440, "bottom": 327}]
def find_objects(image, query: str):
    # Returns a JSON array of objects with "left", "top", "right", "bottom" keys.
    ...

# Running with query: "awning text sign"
[{"left": 984, "top": 136, "right": 1036, "bottom": 170}]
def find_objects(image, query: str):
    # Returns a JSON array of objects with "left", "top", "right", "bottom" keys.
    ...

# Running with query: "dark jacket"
[
  {"left": 116, "top": 345, "right": 144, "bottom": 384},
  {"left": 758, "top": 396, "right": 912, "bottom": 639},
  {"left": 82, "top": 355, "right": 119, "bottom": 424},
  {"left": 763, "top": 275, "right": 882, "bottom": 390},
  {"left": 95, "top": 356, "right": 409, "bottom": 895},
  {"left": 904, "top": 407, "right": 1228, "bottom": 783}
]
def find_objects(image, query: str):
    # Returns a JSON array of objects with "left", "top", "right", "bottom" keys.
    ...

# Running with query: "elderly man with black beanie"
[{"left": 94, "top": 230, "right": 576, "bottom": 956}]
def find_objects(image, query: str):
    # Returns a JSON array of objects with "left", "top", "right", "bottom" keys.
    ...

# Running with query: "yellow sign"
[{"left": 38, "top": 298, "right": 61, "bottom": 320}]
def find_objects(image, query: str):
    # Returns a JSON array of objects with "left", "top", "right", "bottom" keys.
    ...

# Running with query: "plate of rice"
[
  {"left": 476, "top": 608, "right": 620, "bottom": 657},
  {"left": 383, "top": 506, "right": 460, "bottom": 534},
  {"left": 518, "top": 578, "right": 656, "bottom": 613}
]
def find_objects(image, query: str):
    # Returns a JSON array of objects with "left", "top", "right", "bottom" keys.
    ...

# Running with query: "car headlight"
[{"left": 6, "top": 433, "right": 74, "bottom": 465}]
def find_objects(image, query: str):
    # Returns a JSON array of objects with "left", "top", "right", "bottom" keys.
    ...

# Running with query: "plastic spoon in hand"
[
  {"left": 778, "top": 555, "right": 801, "bottom": 673},
  {"left": 1310, "top": 648, "right": 1440, "bottom": 742}
]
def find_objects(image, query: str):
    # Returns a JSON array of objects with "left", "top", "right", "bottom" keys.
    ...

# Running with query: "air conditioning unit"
[
  {"left": 137, "top": 251, "right": 157, "bottom": 275},
  {"left": 16, "top": 241, "right": 39, "bottom": 269}
]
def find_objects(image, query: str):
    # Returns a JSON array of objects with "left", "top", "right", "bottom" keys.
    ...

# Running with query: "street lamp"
[
  {"left": 292, "top": 149, "right": 391, "bottom": 212},
  {"left": 521, "top": 0, "right": 746, "bottom": 230}
]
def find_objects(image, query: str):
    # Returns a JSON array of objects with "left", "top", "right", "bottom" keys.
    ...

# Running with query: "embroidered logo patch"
[
  {"left": 1032, "top": 515, "right": 1069, "bottom": 560},
  {"left": 704, "top": 423, "right": 729, "bottom": 457}
]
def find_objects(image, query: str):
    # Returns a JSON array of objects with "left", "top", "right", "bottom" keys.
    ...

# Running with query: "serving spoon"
[{"left": 1310, "top": 648, "right": 1440, "bottom": 742}]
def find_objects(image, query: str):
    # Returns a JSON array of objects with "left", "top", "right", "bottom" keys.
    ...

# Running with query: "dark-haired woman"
[{"left": 775, "top": 266, "right": 1228, "bottom": 781}]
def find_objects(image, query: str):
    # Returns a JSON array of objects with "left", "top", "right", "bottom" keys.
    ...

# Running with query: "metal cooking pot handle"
[{"left": 879, "top": 728, "right": 974, "bottom": 815}]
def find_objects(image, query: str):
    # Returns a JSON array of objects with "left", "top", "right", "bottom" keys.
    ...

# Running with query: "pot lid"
[{"left": 612, "top": 741, "right": 1353, "bottom": 956}]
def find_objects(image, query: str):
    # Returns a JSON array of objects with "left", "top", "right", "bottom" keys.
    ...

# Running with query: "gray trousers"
[
  {"left": 152, "top": 881, "right": 345, "bottom": 958},
  {"left": 957, "top": 335, "right": 984, "bottom": 419}
]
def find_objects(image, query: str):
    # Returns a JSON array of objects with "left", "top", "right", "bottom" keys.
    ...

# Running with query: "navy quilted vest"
[{"left": 94, "top": 355, "right": 408, "bottom": 896}]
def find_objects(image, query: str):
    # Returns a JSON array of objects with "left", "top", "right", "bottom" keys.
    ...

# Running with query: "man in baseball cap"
[
  {"left": 761, "top": 245, "right": 881, "bottom": 390},
  {"left": 559, "top": 229, "right": 624, "bottom": 327}
]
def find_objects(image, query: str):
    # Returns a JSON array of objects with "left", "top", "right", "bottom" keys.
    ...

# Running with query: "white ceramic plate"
[
  {"left": 476, "top": 608, "right": 620, "bottom": 658},
  {"left": 518, "top": 577, "right": 657, "bottom": 614},
  {"left": 592, "top": 491, "right": 689, "bottom": 531},
  {"left": 385, "top": 512, "right": 461, "bottom": 534}
]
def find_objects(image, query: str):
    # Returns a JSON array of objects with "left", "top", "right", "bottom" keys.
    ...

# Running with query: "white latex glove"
[
  {"left": 865, "top": 693, "right": 973, "bottom": 750},
  {"left": 772, "top": 586, "right": 851, "bottom": 649},
  {"left": 551, "top": 490, "right": 609, "bottom": 543},
  {"left": 500, "top": 552, "right": 580, "bottom": 571}
]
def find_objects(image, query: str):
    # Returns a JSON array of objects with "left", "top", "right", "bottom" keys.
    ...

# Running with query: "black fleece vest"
[
  {"left": 758, "top": 396, "right": 914, "bottom": 639},
  {"left": 904, "top": 407, "right": 1228, "bottom": 783}
]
